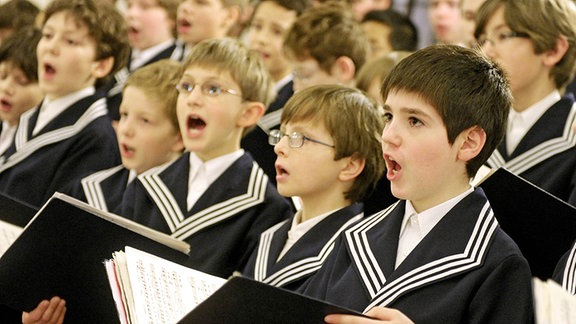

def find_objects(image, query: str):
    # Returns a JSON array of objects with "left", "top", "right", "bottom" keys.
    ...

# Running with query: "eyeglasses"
[
  {"left": 268, "top": 129, "right": 334, "bottom": 148},
  {"left": 477, "top": 30, "right": 529, "bottom": 47},
  {"left": 175, "top": 80, "right": 241, "bottom": 98}
]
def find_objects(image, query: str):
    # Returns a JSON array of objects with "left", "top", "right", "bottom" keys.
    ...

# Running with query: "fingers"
[{"left": 22, "top": 297, "right": 66, "bottom": 324}]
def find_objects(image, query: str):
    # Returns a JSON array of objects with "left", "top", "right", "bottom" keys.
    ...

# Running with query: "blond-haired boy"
[{"left": 119, "top": 37, "right": 292, "bottom": 278}]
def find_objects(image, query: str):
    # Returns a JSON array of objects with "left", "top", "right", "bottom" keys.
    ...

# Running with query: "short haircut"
[
  {"left": 0, "top": 0, "right": 40, "bottom": 31},
  {"left": 362, "top": 9, "right": 418, "bottom": 52},
  {"left": 253, "top": 0, "right": 311, "bottom": 16},
  {"left": 156, "top": 0, "right": 182, "bottom": 37},
  {"left": 284, "top": 1, "right": 369, "bottom": 74},
  {"left": 281, "top": 84, "right": 385, "bottom": 202},
  {"left": 181, "top": 37, "right": 275, "bottom": 107},
  {"left": 0, "top": 26, "right": 41, "bottom": 82},
  {"left": 381, "top": 45, "right": 511, "bottom": 177},
  {"left": 123, "top": 59, "right": 181, "bottom": 130},
  {"left": 474, "top": 0, "right": 576, "bottom": 89},
  {"left": 356, "top": 51, "right": 412, "bottom": 94},
  {"left": 41, "top": 0, "right": 130, "bottom": 88}
]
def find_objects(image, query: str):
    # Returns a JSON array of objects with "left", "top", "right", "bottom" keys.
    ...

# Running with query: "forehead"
[
  {"left": 180, "top": 65, "right": 237, "bottom": 83},
  {"left": 43, "top": 11, "right": 89, "bottom": 32}
]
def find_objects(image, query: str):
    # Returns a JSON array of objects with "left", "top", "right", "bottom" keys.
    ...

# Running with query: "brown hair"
[
  {"left": 282, "top": 84, "right": 385, "bottom": 202},
  {"left": 41, "top": 0, "right": 130, "bottom": 88}
]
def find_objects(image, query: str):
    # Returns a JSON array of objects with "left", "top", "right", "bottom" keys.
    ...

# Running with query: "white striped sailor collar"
[
  {"left": 0, "top": 98, "right": 108, "bottom": 172},
  {"left": 254, "top": 206, "right": 363, "bottom": 287},
  {"left": 137, "top": 155, "right": 270, "bottom": 239},
  {"left": 342, "top": 191, "right": 498, "bottom": 311},
  {"left": 81, "top": 165, "right": 125, "bottom": 211},
  {"left": 488, "top": 99, "right": 576, "bottom": 174},
  {"left": 561, "top": 242, "right": 576, "bottom": 295}
]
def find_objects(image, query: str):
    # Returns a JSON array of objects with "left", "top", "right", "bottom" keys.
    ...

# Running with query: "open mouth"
[
  {"left": 43, "top": 63, "right": 56, "bottom": 77},
  {"left": 187, "top": 115, "right": 206, "bottom": 131},
  {"left": 121, "top": 143, "right": 135, "bottom": 156},
  {"left": 385, "top": 154, "right": 401, "bottom": 175},
  {"left": 0, "top": 98, "right": 12, "bottom": 111}
]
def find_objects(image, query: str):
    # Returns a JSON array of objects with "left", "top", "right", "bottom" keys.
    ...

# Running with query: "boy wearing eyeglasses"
[
  {"left": 118, "top": 37, "right": 292, "bottom": 279},
  {"left": 475, "top": 0, "right": 576, "bottom": 206},
  {"left": 241, "top": 84, "right": 385, "bottom": 291}
]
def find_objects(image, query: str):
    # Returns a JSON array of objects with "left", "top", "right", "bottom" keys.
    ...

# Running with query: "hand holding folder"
[{"left": 0, "top": 192, "right": 190, "bottom": 323}]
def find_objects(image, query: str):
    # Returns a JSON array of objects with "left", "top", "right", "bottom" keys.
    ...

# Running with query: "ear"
[
  {"left": 237, "top": 101, "right": 265, "bottom": 128},
  {"left": 543, "top": 35, "right": 569, "bottom": 67},
  {"left": 338, "top": 152, "right": 366, "bottom": 182},
  {"left": 221, "top": 5, "right": 241, "bottom": 34},
  {"left": 91, "top": 56, "right": 114, "bottom": 79},
  {"left": 171, "top": 133, "right": 185, "bottom": 153},
  {"left": 456, "top": 126, "right": 486, "bottom": 162},
  {"left": 330, "top": 56, "right": 356, "bottom": 84}
]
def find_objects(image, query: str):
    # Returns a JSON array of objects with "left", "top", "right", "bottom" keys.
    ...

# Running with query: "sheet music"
[
  {"left": 533, "top": 277, "right": 576, "bottom": 324},
  {"left": 115, "top": 246, "right": 226, "bottom": 324},
  {"left": 0, "top": 219, "right": 23, "bottom": 257}
]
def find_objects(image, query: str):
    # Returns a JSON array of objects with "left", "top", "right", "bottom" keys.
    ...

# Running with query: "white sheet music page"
[
  {"left": 0, "top": 219, "right": 23, "bottom": 257},
  {"left": 123, "top": 246, "right": 226, "bottom": 324},
  {"left": 533, "top": 277, "right": 576, "bottom": 324}
]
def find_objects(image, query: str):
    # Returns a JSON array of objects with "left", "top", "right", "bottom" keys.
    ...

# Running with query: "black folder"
[
  {"left": 0, "top": 192, "right": 38, "bottom": 227},
  {"left": 178, "top": 276, "right": 367, "bottom": 324},
  {"left": 0, "top": 192, "right": 190, "bottom": 323},
  {"left": 478, "top": 168, "right": 576, "bottom": 279}
]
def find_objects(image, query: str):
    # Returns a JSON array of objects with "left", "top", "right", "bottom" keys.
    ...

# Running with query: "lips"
[
  {"left": 384, "top": 154, "right": 401, "bottom": 180},
  {"left": 120, "top": 143, "right": 135, "bottom": 158},
  {"left": 187, "top": 115, "right": 206, "bottom": 131},
  {"left": 42, "top": 62, "right": 56, "bottom": 80},
  {"left": 177, "top": 18, "right": 191, "bottom": 34},
  {"left": 275, "top": 162, "right": 289, "bottom": 182},
  {"left": 0, "top": 98, "right": 12, "bottom": 113}
]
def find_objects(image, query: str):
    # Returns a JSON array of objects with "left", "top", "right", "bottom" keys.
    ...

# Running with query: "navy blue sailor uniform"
[
  {"left": 242, "top": 203, "right": 363, "bottom": 292},
  {"left": 552, "top": 240, "right": 576, "bottom": 295},
  {"left": 0, "top": 95, "right": 120, "bottom": 208},
  {"left": 61, "top": 164, "right": 130, "bottom": 213},
  {"left": 101, "top": 40, "right": 186, "bottom": 121},
  {"left": 301, "top": 188, "right": 534, "bottom": 323},
  {"left": 486, "top": 93, "right": 576, "bottom": 206},
  {"left": 119, "top": 151, "right": 293, "bottom": 278}
]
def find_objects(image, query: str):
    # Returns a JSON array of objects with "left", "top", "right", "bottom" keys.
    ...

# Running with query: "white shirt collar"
[
  {"left": 186, "top": 149, "right": 244, "bottom": 210},
  {"left": 400, "top": 186, "right": 474, "bottom": 240},
  {"left": 275, "top": 73, "right": 293, "bottom": 92},
  {"left": 277, "top": 207, "right": 360, "bottom": 261},
  {"left": 33, "top": 86, "right": 95, "bottom": 135},
  {"left": 507, "top": 90, "right": 561, "bottom": 154},
  {"left": 130, "top": 39, "right": 175, "bottom": 71}
]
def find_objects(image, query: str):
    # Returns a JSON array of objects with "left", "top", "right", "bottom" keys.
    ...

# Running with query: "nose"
[
  {"left": 273, "top": 133, "right": 289, "bottom": 156},
  {"left": 381, "top": 122, "right": 400, "bottom": 147},
  {"left": 117, "top": 117, "right": 134, "bottom": 137}
]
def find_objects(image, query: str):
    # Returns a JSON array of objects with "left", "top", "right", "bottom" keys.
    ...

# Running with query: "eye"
[
  {"left": 204, "top": 82, "right": 222, "bottom": 96},
  {"left": 408, "top": 116, "right": 423, "bottom": 127},
  {"left": 383, "top": 112, "right": 393, "bottom": 123},
  {"left": 178, "top": 81, "right": 194, "bottom": 92}
]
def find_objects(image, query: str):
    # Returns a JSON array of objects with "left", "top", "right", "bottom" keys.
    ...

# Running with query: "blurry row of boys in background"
[{"left": 0, "top": 0, "right": 573, "bottom": 323}]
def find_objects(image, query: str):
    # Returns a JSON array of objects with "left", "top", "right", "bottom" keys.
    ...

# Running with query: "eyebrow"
[{"left": 384, "top": 104, "right": 434, "bottom": 120}]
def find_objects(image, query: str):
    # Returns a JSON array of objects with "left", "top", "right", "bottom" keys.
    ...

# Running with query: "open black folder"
[
  {"left": 177, "top": 276, "right": 367, "bottom": 324},
  {"left": 0, "top": 192, "right": 38, "bottom": 227},
  {"left": 477, "top": 167, "right": 576, "bottom": 279},
  {"left": 0, "top": 192, "right": 190, "bottom": 323}
]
